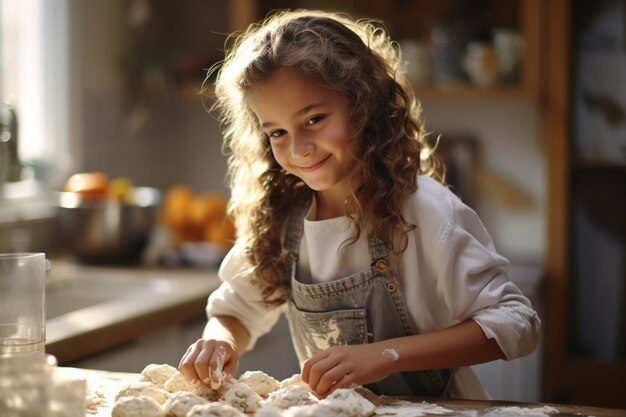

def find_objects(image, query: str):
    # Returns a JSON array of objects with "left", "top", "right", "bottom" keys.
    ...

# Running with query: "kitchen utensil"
[
  {"left": 0, "top": 252, "right": 46, "bottom": 358},
  {"left": 464, "top": 42, "right": 500, "bottom": 87},
  {"left": 56, "top": 186, "right": 161, "bottom": 264}
]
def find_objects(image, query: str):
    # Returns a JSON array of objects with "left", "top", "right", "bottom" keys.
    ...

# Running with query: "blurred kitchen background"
[{"left": 0, "top": 0, "right": 624, "bottom": 410}]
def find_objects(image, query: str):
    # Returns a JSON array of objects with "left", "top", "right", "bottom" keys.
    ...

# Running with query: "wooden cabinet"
[
  {"left": 544, "top": 0, "right": 626, "bottom": 408},
  {"left": 228, "top": 0, "right": 543, "bottom": 100}
]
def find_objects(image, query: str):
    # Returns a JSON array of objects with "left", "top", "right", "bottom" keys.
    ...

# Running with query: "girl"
[{"left": 179, "top": 9, "right": 541, "bottom": 400}]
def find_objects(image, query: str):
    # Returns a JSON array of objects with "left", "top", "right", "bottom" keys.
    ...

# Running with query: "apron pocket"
[{"left": 286, "top": 303, "right": 369, "bottom": 363}]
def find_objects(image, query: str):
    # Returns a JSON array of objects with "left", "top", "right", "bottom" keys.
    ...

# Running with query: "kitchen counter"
[
  {"left": 45, "top": 259, "right": 221, "bottom": 364},
  {"left": 75, "top": 368, "right": 625, "bottom": 417}
]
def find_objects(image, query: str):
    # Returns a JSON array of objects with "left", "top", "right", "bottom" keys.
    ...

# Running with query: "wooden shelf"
[
  {"left": 413, "top": 84, "right": 536, "bottom": 101},
  {"left": 229, "top": 0, "right": 543, "bottom": 102},
  {"left": 570, "top": 157, "right": 626, "bottom": 171}
]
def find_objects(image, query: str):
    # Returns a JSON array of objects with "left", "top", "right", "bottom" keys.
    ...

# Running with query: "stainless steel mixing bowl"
[{"left": 56, "top": 187, "right": 162, "bottom": 264}]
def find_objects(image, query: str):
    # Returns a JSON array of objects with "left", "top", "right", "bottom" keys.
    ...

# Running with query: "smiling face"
[{"left": 247, "top": 68, "right": 359, "bottom": 216}]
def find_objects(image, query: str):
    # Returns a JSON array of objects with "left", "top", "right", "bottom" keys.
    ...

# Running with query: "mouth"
[{"left": 297, "top": 155, "right": 331, "bottom": 173}]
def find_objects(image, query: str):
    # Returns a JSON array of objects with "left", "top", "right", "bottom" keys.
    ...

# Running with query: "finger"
[
  {"left": 194, "top": 344, "right": 216, "bottom": 385},
  {"left": 208, "top": 345, "right": 228, "bottom": 389},
  {"left": 223, "top": 354, "right": 238, "bottom": 381},
  {"left": 301, "top": 351, "right": 326, "bottom": 384},
  {"left": 315, "top": 364, "right": 350, "bottom": 397},
  {"left": 306, "top": 354, "right": 338, "bottom": 394},
  {"left": 179, "top": 341, "right": 204, "bottom": 382},
  {"left": 326, "top": 373, "right": 354, "bottom": 396}
]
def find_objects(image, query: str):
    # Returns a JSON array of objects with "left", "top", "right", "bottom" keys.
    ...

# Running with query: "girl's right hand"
[{"left": 178, "top": 338, "right": 239, "bottom": 389}]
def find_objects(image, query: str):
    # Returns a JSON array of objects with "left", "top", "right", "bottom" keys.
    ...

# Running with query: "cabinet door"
[{"left": 544, "top": 0, "right": 626, "bottom": 408}]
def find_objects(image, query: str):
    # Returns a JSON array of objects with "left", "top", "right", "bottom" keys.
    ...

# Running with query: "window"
[{"left": 1, "top": 0, "right": 73, "bottom": 188}]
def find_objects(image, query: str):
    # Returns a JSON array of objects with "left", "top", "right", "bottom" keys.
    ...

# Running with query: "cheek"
[
  {"left": 327, "top": 125, "right": 357, "bottom": 157},
  {"left": 270, "top": 143, "right": 289, "bottom": 167}
]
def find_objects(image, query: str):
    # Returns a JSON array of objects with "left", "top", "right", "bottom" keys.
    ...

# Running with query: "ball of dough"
[
  {"left": 222, "top": 381, "right": 263, "bottom": 412},
  {"left": 255, "top": 407, "right": 284, "bottom": 417},
  {"left": 163, "top": 371, "right": 217, "bottom": 400},
  {"left": 238, "top": 371, "right": 280, "bottom": 396},
  {"left": 262, "top": 386, "right": 319, "bottom": 410},
  {"left": 141, "top": 364, "right": 178, "bottom": 389},
  {"left": 284, "top": 403, "right": 345, "bottom": 417},
  {"left": 111, "top": 396, "right": 165, "bottom": 417},
  {"left": 115, "top": 381, "right": 171, "bottom": 405},
  {"left": 162, "top": 391, "right": 209, "bottom": 417},
  {"left": 321, "top": 389, "right": 376, "bottom": 417},
  {"left": 277, "top": 375, "right": 312, "bottom": 393},
  {"left": 187, "top": 402, "right": 247, "bottom": 417}
]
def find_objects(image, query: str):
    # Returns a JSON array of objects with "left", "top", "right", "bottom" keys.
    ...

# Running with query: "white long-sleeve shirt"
[{"left": 207, "top": 175, "right": 541, "bottom": 399}]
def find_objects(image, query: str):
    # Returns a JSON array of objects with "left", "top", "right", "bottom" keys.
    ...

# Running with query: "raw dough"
[
  {"left": 222, "top": 381, "right": 264, "bottom": 412},
  {"left": 238, "top": 370, "right": 280, "bottom": 396},
  {"left": 111, "top": 396, "right": 165, "bottom": 417},
  {"left": 187, "top": 402, "right": 247, "bottom": 417},
  {"left": 115, "top": 381, "right": 171, "bottom": 405},
  {"left": 141, "top": 364, "right": 178, "bottom": 389},
  {"left": 262, "top": 386, "right": 319, "bottom": 410},
  {"left": 321, "top": 389, "right": 376, "bottom": 417},
  {"left": 163, "top": 371, "right": 218, "bottom": 400},
  {"left": 277, "top": 375, "right": 314, "bottom": 393},
  {"left": 162, "top": 391, "right": 209, "bottom": 417},
  {"left": 255, "top": 406, "right": 284, "bottom": 417},
  {"left": 284, "top": 403, "right": 344, "bottom": 417}
]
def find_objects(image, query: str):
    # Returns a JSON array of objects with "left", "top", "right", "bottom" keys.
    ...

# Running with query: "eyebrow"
[{"left": 260, "top": 102, "right": 326, "bottom": 128}]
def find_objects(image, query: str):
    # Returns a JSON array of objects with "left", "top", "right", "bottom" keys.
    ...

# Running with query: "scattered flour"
[
  {"left": 482, "top": 406, "right": 559, "bottom": 416},
  {"left": 376, "top": 400, "right": 452, "bottom": 416},
  {"left": 85, "top": 386, "right": 107, "bottom": 414}
]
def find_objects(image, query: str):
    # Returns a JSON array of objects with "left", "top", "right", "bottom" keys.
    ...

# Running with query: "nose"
[{"left": 290, "top": 132, "right": 314, "bottom": 158}]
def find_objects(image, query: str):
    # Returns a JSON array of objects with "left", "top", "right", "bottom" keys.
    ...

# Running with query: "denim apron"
[{"left": 283, "top": 201, "right": 452, "bottom": 396}]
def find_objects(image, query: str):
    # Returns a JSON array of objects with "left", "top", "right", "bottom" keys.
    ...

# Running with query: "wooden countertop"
[
  {"left": 45, "top": 260, "right": 221, "bottom": 364},
  {"left": 75, "top": 368, "right": 626, "bottom": 417}
]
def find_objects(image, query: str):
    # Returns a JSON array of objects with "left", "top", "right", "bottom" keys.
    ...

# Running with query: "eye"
[
  {"left": 268, "top": 129, "right": 287, "bottom": 138},
  {"left": 306, "top": 115, "right": 325, "bottom": 126}
]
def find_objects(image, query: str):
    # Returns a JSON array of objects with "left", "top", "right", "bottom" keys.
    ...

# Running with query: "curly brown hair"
[{"left": 207, "top": 9, "right": 443, "bottom": 305}]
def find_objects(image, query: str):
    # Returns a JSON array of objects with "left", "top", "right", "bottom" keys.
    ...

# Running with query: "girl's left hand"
[{"left": 301, "top": 343, "right": 396, "bottom": 397}]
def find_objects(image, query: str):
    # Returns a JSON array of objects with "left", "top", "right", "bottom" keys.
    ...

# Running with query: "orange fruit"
[
  {"left": 64, "top": 172, "right": 109, "bottom": 197},
  {"left": 204, "top": 216, "right": 236, "bottom": 248},
  {"left": 108, "top": 176, "right": 135, "bottom": 204},
  {"left": 187, "top": 193, "right": 228, "bottom": 229},
  {"left": 161, "top": 185, "right": 195, "bottom": 230}
]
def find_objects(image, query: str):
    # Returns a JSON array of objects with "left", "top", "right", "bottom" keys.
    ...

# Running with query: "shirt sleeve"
[
  {"left": 206, "top": 241, "right": 284, "bottom": 350},
  {"left": 428, "top": 188, "right": 541, "bottom": 360}
]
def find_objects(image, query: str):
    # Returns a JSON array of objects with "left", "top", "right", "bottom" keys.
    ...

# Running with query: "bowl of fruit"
[{"left": 57, "top": 172, "right": 162, "bottom": 264}]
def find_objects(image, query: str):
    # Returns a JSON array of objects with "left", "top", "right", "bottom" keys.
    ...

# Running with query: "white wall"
[{"left": 421, "top": 99, "right": 546, "bottom": 263}]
